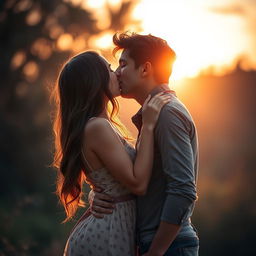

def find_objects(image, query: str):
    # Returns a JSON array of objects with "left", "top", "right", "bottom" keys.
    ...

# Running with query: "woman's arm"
[{"left": 84, "top": 93, "right": 171, "bottom": 195}]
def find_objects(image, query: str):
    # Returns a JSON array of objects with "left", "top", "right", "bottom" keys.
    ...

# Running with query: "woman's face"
[{"left": 101, "top": 56, "right": 120, "bottom": 97}]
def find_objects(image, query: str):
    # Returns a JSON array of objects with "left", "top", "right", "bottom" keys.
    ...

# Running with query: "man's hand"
[
  {"left": 88, "top": 187, "right": 115, "bottom": 218},
  {"left": 142, "top": 221, "right": 181, "bottom": 256}
]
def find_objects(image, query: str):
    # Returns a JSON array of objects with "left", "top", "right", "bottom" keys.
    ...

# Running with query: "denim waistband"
[
  {"left": 139, "top": 236, "right": 199, "bottom": 255},
  {"left": 137, "top": 219, "right": 199, "bottom": 245}
]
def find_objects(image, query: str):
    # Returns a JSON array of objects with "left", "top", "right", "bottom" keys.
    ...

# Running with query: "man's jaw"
[
  {"left": 119, "top": 82, "right": 128, "bottom": 97},
  {"left": 118, "top": 81, "right": 133, "bottom": 98}
]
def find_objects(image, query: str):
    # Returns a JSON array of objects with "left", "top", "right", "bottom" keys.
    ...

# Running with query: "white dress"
[{"left": 63, "top": 133, "right": 137, "bottom": 256}]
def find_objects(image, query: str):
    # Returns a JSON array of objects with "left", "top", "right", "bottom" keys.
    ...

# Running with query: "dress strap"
[{"left": 81, "top": 149, "right": 94, "bottom": 172}]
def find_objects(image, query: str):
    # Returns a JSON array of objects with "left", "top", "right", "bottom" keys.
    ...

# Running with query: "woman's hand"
[{"left": 142, "top": 92, "right": 171, "bottom": 130}]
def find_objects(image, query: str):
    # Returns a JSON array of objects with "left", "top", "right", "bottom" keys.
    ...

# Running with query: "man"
[{"left": 90, "top": 32, "right": 199, "bottom": 256}]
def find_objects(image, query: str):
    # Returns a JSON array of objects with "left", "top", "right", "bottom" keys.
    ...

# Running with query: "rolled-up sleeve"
[{"left": 155, "top": 105, "right": 197, "bottom": 225}]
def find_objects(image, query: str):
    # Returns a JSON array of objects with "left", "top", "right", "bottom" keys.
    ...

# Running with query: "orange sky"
[{"left": 77, "top": 0, "right": 256, "bottom": 81}]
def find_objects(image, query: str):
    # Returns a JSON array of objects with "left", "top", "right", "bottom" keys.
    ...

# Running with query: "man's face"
[{"left": 115, "top": 49, "right": 141, "bottom": 98}]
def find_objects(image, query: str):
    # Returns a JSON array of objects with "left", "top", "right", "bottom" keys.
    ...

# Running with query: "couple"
[{"left": 52, "top": 32, "right": 199, "bottom": 256}]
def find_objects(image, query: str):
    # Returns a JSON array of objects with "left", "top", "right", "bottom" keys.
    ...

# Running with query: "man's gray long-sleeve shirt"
[{"left": 132, "top": 84, "right": 199, "bottom": 243}]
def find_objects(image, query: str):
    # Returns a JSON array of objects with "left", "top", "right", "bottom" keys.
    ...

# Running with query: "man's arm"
[
  {"left": 145, "top": 105, "right": 197, "bottom": 255},
  {"left": 143, "top": 221, "right": 181, "bottom": 256}
]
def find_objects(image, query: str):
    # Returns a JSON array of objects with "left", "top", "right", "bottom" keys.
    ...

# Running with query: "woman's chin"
[
  {"left": 113, "top": 92, "right": 121, "bottom": 98},
  {"left": 116, "top": 89, "right": 122, "bottom": 97}
]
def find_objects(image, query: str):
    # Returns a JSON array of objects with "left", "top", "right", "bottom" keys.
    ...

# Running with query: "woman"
[{"left": 52, "top": 51, "right": 171, "bottom": 256}]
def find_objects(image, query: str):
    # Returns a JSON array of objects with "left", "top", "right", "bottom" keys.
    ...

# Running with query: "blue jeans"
[{"left": 139, "top": 236, "right": 199, "bottom": 256}]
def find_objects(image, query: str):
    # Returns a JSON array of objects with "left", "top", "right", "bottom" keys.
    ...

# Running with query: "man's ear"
[{"left": 140, "top": 61, "right": 152, "bottom": 78}]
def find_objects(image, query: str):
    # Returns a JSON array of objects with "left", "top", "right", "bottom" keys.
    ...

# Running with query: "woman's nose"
[{"left": 115, "top": 67, "right": 120, "bottom": 76}]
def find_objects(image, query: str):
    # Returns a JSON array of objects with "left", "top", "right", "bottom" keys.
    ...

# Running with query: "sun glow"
[
  {"left": 88, "top": 31, "right": 114, "bottom": 50},
  {"left": 132, "top": 0, "right": 251, "bottom": 81},
  {"left": 67, "top": 0, "right": 255, "bottom": 81}
]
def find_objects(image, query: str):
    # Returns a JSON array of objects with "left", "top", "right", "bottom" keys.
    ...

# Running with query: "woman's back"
[
  {"left": 81, "top": 117, "right": 136, "bottom": 197},
  {"left": 63, "top": 120, "right": 137, "bottom": 256}
]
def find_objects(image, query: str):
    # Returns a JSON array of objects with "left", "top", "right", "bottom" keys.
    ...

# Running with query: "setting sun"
[
  {"left": 2, "top": 0, "right": 256, "bottom": 255},
  {"left": 75, "top": 0, "right": 256, "bottom": 81},
  {"left": 88, "top": 31, "right": 114, "bottom": 49},
  {"left": 132, "top": 0, "right": 253, "bottom": 80}
]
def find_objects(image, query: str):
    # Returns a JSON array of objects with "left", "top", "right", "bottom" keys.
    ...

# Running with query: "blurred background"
[{"left": 0, "top": 0, "right": 256, "bottom": 255}]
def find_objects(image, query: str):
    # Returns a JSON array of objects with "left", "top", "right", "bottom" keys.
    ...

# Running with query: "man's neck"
[
  {"left": 134, "top": 83, "right": 169, "bottom": 106},
  {"left": 134, "top": 90, "right": 152, "bottom": 105}
]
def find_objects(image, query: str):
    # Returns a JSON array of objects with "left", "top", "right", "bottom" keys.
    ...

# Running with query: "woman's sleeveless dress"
[{"left": 63, "top": 123, "right": 137, "bottom": 256}]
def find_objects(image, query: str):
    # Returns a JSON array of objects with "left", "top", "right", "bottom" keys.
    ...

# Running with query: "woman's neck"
[
  {"left": 98, "top": 111, "right": 109, "bottom": 119},
  {"left": 98, "top": 101, "right": 109, "bottom": 119}
]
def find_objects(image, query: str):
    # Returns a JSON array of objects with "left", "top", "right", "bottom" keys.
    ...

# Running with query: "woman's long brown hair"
[{"left": 51, "top": 51, "right": 130, "bottom": 222}]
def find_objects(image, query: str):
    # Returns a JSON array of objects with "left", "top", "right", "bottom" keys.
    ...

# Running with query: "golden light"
[
  {"left": 31, "top": 38, "right": 52, "bottom": 60},
  {"left": 26, "top": 8, "right": 41, "bottom": 26},
  {"left": 108, "top": 0, "right": 122, "bottom": 12},
  {"left": 132, "top": 0, "right": 252, "bottom": 81},
  {"left": 11, "top": 51, "right": 26, "bottom": 70},
  {"left": 96, "top": 8, "right": 111, "bottom": 30},
  {"left": 72, "top": 36, "right": 87, "bottom": 53},
  {"left": 88, "top": 32, "right": 114, "bottom": 50},
  {"left": 23, "top": 61, "right": 39, "bottom": 82},
  {"left": 57, "top": 33, "right": 74, "bottom": 51},
  {"left": 49, "top": 25, "right": 64, "bottom": 39},
  {"left": 44, "top": 14, "right": 64, "bottom": 39},
  {"left": 83, "top": 0, "right": 105, "bottom": 9},
  {"left": 81, "top": 2, "right": 111, "bottom": 30},
  {"left": 80, "top": 0, "right": 123, "bottom": 29},
  {"left": 64, "top": 0, "right": 83, "bottom": 6},
  {"left": 81, "top": 0, "right": 122, "bottom": 12}
]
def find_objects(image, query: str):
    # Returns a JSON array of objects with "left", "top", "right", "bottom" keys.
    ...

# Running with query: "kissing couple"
[{"left": 52, "top": 31, "right": 199, "bottom": 256}]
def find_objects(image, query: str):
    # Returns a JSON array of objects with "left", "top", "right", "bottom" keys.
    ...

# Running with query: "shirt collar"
[{"left": 131, "top": 84, "right": 176, "bottom": 131}]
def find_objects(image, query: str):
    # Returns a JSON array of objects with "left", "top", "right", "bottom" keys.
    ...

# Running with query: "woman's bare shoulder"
[{"left": 83, "top": 117, "right": 114, "bottom": 139}]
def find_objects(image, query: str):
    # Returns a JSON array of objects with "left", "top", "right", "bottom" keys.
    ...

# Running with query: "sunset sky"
[{"left": 78, "top": 0, "right": 256, "bottom": 81}]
